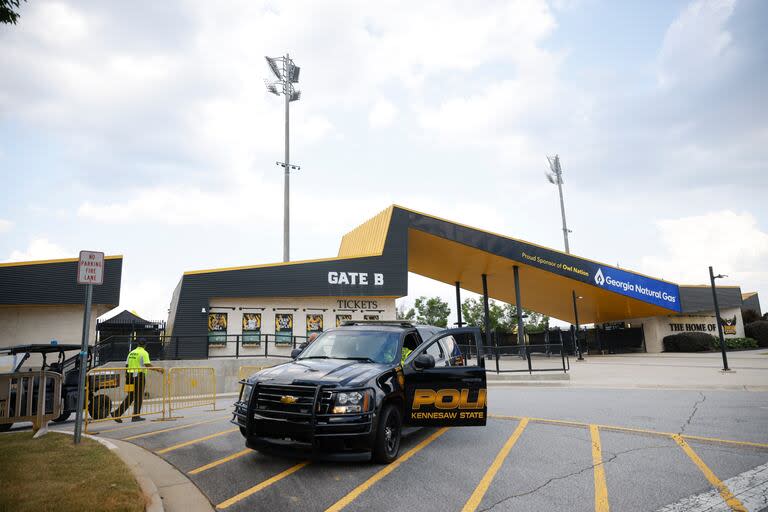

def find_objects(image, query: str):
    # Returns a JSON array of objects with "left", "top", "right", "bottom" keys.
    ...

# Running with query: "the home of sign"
[{"left": 668, "top": 314, "right": 738, "bottom": 336}]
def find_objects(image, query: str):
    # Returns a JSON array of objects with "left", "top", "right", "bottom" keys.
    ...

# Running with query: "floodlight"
[
  {"left": 265, "top": 56, "right": 283, "bottom": 80},
  {"left": 289, "top": 90, "right": 301, "bottom": 102},
  {"left": 289, "top": 65, "right": 300, "bottom": 83},
  {"left": 267, "top": 84, "right": 280, "bottom": 96}
]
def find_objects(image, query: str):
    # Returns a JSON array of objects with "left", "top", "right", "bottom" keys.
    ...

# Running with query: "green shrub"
[
  {"left": 663, "top": 332, "right": 717, "bottom": 352},
  {"left": 719, "top": 337, "right": 758, "bottom": 350},
  {"left": 745, "top": 321, "right": 768, "bottom": 347}
]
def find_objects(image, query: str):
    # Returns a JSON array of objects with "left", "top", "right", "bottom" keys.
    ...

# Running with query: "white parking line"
[{"left": 656, "top": 462, "right": 768, "bottom": 512}]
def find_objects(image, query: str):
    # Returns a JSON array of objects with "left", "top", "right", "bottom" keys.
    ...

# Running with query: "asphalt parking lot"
[{"left": 70, "top": 387, "right": 768, "bottom": 512}]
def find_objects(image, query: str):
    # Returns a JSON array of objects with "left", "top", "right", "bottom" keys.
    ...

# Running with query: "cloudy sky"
[{"left": 1, "top": 0, "right": 766, "bottom": 323}]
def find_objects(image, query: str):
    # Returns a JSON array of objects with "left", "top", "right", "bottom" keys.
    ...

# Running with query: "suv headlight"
[
  {"left": 240, "top": 383, "right": 254, "bottom": 402},
  {"left": 331, "top": 389, "right": 372, "bottom": 414}
]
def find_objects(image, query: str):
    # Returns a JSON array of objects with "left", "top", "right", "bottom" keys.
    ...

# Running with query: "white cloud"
[
  {"left": 641, "top": 210, "right": 768, "bottom": 295},
  {"left": 0, "top": 219, "right": 12, "bottom": 233},
  {"left": 5, "top": 238, "right": 71, "bottom": 262},
  {"left": 111, "top": 277, "right": 175, "bottom": 321},
  {"left": 368, "top": 99, "right": 397, "bottom": 128},
  {"left": 658, "top": 0, "right": 737, "bottom": 88}
]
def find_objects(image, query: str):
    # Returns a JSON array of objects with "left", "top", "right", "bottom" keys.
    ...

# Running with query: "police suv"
[{"left": 232, "top": 321, "right": 487, "bottom": 463}]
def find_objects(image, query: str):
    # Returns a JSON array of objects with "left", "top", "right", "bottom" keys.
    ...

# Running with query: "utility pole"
[
  {"left": 266, "top": 54, "right": 301, "bottom": 262},
  {"left": 546, "top": 155, "right": 571, "bottom": 254}
]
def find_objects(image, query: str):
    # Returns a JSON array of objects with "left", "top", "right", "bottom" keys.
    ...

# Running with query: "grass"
[{"left": 0, "top": 431, "right": 144, "bottom": 512}]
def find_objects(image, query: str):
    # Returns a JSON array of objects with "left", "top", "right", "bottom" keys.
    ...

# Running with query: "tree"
[
  {"left": 395, "top": 302, "right": 414, "bottom": 321},
  {"left": 461, "top": 298, "right": 549, "bottom": 333},
  {"left": 1, "top": 1, "right": 25, "bottom": 25},
  {"left": 408, "top": 296, "right": 450, "bottom": 327},
  {"left": 461, "top": 298, "right": 505, "bottom": 331}
]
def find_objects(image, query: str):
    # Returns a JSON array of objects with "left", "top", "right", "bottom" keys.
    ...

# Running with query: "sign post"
[{"left": 73, "top": 250, "right": 105, "bottom": 444}]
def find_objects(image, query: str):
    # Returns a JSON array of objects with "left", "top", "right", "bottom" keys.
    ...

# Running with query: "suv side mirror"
[
  {"left": 290, "top": 348, "right": 302, "bottom": 359},
  {"left": 413, "top": 353, "right": 435, "bottom": 370}
]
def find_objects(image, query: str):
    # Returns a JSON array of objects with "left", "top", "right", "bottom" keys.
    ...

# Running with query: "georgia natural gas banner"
[{"left": 518, "top": 248, "right": 681, "bottom": 312}]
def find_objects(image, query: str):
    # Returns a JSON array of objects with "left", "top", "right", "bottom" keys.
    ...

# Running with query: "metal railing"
[
  {"left": 490, "top": 343, "right": 570, "bottom": 374},
  {"left": 206, "top": 334, "right": 309, "bottom": 359},
  {"left": 457, "top": 341, "right": 570, "bottom": 374},
  {"left": 167, "top": 367, "right": 216, "bottom": 417},
  {"left": 82, "top": 366, "right": 220, "bottom": 432},
  {"left": 93, "top": 334, "right": 311, "bottom": 364},
  {"left": 0, "top": 371, "right": 63, "bottom": 431},
  {"left": 84, "top": 367, "right": 167, "bottom": 430},
  {"left": 238, "top": 365, "right": 272, "bottom": 381}
]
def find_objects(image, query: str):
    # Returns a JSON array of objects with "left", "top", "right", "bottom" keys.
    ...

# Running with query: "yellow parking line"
[
  {"left": 461, "top": 418, "right": 528, "bottom": 512},
  {"left": 216, "top": 461, "right": 310, "bottom": 509},
  {"left": 678, "top": 434, "right": 768, "bottom": 450},
  {"left": 156, "top": 428, "right": 238, "bottom": 455},
  {"left": 326, "top": 427, "right": 449, "bottom": 512},
  {"left": 189, "top": 449, "right": 252, "bottom": 475},
  {"left": 123, "top": 418, "right": 224, "bottom": 441},
  {"left": 489, "top": 414, "right": 768, "bottom": 450},
  {"left": 590, "top": 425, "right": 610, "bottom": 512},
  {"left": 672, "top": 435, "right": 747, "bottom": 512}
]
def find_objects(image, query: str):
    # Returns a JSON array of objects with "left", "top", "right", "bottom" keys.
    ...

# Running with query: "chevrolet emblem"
[{"left": 280, "top": 395, "right": 298, "bottom": 404}]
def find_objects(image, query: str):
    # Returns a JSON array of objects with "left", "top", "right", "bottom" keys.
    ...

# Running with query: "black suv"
[{"left": 232, "top": 321, "right": 487, "bottom": 463}]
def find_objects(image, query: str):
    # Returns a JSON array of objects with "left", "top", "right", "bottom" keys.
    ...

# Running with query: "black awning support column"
[
  {"left": 513, "top": 266, "right": 525, "bottom": 348},
  {"left": 480, "top": 274, "right": 490, "bottom": 369},
  {"left": 455, "top": 281, "right": 464, "bottom": 327},
  {"left": 572, "top": 290, "right": 584, "bottom": 361}
]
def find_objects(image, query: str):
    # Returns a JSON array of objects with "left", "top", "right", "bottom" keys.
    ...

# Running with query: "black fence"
[
  {"left": 457, "top": 330, "right": 570, "bottom": 375},
  {"left": 93, "top": 334, "right": 309, "bottom": 365}
]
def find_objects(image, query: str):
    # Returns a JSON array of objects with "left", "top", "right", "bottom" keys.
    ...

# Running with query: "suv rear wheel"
[{"left": 373, "top": 404, "right": 402, "bottom": 464}]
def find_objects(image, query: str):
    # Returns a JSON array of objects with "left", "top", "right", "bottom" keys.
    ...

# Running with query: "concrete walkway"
[{"left": 488, "top": 349, "right": 768, "bottom": 390}]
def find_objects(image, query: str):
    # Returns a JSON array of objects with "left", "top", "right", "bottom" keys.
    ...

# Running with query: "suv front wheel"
[{"left": 373, "top": 404, "right": 402, "bottom": 464}]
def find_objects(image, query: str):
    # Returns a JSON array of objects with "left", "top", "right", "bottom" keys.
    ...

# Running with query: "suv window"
[
  {"left": 425, "top": 339, "right": 445, "bottom": 364},
  {"left": 439, "top": 335, "right": 464, "bottom": 366}
]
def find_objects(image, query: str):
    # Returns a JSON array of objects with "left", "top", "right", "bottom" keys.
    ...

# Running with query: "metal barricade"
[
  {"left": 167, "top": 367, "right": 216, "bottom": 417},
  {"left": 0, "top": 371, "right": 62, "bottom": 432},
  {"left": 238, "top": 365, "right": 267, "bottom": 381},
  {"left": 85, "top": 367, "right": 166, "bottom": 431}
]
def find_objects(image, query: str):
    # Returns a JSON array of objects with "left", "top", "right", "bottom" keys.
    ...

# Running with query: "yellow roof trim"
[
  {"left": 337, "top": 206, "right": 393, "bottom": 258},
  {"left": 742, "top": 291, "right": 757, "bottom": 299},
  {"left": 0, "top": 255, "right": 123, "bottom": 268},
  {"left": 184, "top": 254, "right": 379, "bottom": 276},
  {"left": 393, "top": 204, "right": 681, "bottom": 287}
]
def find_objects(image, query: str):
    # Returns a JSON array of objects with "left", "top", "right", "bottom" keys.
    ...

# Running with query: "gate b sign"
[{"left": 77, "top": 250, "right": 105, "bottom": 285}]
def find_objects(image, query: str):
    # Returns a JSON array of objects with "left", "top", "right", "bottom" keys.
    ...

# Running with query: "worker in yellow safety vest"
[
  {"left": 401, "top": 346, "right": 412, "bottom": 363},
  {"left": 112, "top": 339, "right": 153, "bottom": 423}
]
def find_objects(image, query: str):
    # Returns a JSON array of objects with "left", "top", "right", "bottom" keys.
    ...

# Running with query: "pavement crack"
[
  {"left": 679, "top": 391, "right": 706, "bottom": 435},
  {"left": 477, "top": 444, "right": 668, "bottom": 512}
]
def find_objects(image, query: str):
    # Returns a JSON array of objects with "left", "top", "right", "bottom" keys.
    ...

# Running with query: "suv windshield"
[{"left": 298, "top": 330, "right": 401, "bottom": 364}]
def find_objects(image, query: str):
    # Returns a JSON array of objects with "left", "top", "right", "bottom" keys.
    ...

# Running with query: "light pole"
[
  {"left": 265, "top": 54, "right": 302, "bottom": 262},
  {"left": 546, "top": 155, "right": 572, "bottom": 254},
  {"left": 572, "top": 291, "right": 583, "bottom": 361},
  {"left": 709, "top": 266, "right": 730, "bottom": 371}
]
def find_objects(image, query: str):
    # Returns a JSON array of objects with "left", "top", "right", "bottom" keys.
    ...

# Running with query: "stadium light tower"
[
  {"left": 546, "top": 154, "right": 571, "bottom": 254},
  {"left": 265, "top": 53, "right": 301, "bottom": 262}
]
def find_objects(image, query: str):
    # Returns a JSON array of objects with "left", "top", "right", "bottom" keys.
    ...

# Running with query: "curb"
[
  {"left": 109, "top": 439, "right": 165, "bottom": 512},
  {"left": 51, "top": 430, "right": 163, "bottom": 512}
]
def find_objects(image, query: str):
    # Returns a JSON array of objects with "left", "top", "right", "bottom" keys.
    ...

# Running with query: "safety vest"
[
  {"left": 401, "top": 347, "right": 412, "bottom": 363},
  {"left": 127, "top": 347, "right": 150, "bottom": 374}
]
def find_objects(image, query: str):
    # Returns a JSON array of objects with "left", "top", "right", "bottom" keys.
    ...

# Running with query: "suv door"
[{"left": 402, "top": 327, "right": 487, "bottom": 427}]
